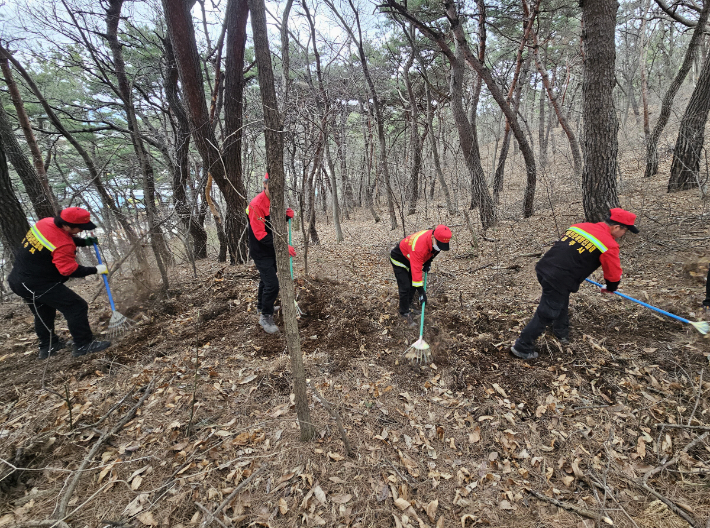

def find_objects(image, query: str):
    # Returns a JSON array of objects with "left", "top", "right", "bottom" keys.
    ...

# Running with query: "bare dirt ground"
[{"left": 1, "top": 159, "right": 710, "bottom": 528}]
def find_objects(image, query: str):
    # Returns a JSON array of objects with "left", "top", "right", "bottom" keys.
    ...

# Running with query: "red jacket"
[
  {"left": 246, "top": 191, "right": 275, "bottom": 260},
  {"left": 536, "top": 221, "right": 622, "bottom": 292},
  {"left": 9, "top": 217, "right": 96, "bottom": 286},
  {"left": 391, "top": 229, "right": 438, "bottom": 287}
]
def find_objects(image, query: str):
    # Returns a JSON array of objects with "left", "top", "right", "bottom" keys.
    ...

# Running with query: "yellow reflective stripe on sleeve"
[
  {"left": 30, "top": 225, "right": 56, "bottom": 251},
  {"left": 568, "top": 227, "right": 608, "bottom": 252},
  {"left": 390, "top": 257, "right": 410, "bottom": 271},
  {"left": 412, "top": 280, "right": 423, "bottom": 287},
  {"left": 410, "top": 230, "right": 428, "bottom": 252},
  {"left": 245, "top": 206, "right": 250, "bottom": 214}
]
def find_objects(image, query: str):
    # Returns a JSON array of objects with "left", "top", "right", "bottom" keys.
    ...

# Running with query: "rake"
[
  {"left": 585, "top": 278, "right": 709, "bottom": 335},
  {"left": 405, "top": 272, "right": 432, "bottom": 365},
  {"left": 288, "top": 219, "right": 304, "bottom": 317},
  {"left": 92, "top": 241, "right": 135, "bottom": 338}
]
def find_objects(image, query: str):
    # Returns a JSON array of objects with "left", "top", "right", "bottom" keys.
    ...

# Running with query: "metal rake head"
[
  {"left": 691, "top": 320, "right": 710, "bottom": 335},
  {"left": 107, "top": 310, "right": 136, "bottom": 338},
  {"left": 404, "top": 338, "right": 432, "bottom": 365}
]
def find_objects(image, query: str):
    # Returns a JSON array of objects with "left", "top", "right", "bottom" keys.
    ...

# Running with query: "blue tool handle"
[
  {"left": 418, "top": 272, "right": 427, "bottom": 339},
  {"left": 585, "top": 278, "right": 690, "bottom": 324},
  {"left": 93, "top": 242, "right": 116, "bottom": 311}
]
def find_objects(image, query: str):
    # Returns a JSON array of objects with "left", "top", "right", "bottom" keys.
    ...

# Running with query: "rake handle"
[
  {"left": 418, "top": 272, "right": 428, "bottom": 340},
  {"left": 288, "top": 219, "right": 294, "bottom": 280},
  {"left": 92, "top": 242, "right": 116, "bottom": 312},
  {"left": 584, "top": 278, "right": 691, "bottom": 325}
]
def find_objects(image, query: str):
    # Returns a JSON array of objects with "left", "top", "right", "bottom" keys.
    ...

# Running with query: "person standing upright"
[
  {"left": 511, "top": 208, "right": 639, "bottom": 360},
  {"left": 390, "top": 225, "right": 452, "bottom": 324},
  {"left": 8, "top": 207, "right": 112, "bottom": 359},
  {"left": 247, "top": 174, "right": 296, "bottom": 334}
]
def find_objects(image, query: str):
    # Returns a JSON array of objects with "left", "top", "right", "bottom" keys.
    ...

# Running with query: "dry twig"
[
  {"left": 308, "top": 381, "right": 354, "bottom": 457},
  {"left": 528, "top": 489, "right": 613, "bottom": 525},
  {"left": 199, "top": 464, "right": 267, "bottom": 528}
]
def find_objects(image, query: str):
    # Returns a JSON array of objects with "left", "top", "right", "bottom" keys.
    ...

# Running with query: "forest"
[{"left": 1, "top": 0, "right": 710, "bottom": 526}]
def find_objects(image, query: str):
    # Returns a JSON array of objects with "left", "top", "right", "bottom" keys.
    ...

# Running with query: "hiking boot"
[
  {"left": 72, "top": 340, "right": 112, "bottom": 357},
  {"left": 257, "top": 306, "right": 280, "bottom": 317},
  {"left": 38, "top": 338, "right": 67, "bottom": 360},
  {"left": 409, "top": 306, "right": 421, "bottom": 316},
  {"left": 259, "top": 314, "right": 279, "bottom": 334},
  {"left": 510, "top": 346, "right": 538, "bottom": 360},
  {"left": 555, "top": 336, "right": 570, "bottom": 346},
  {"left": 400, "top": 312, "right": 417, "bottom": 328}
]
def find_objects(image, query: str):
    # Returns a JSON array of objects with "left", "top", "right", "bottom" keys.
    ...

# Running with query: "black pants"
[
  {"left": 9, "top": 279, "right": 93, "bottom": 348},
  {"left": 392, "top": 262, "right": 415, "bottom": 315},
  {"left": 254, "top": 257, "right": 279, "bottom": 316},
  {"left": 514, "top": 272, "right": 570, "bottom": 354}
]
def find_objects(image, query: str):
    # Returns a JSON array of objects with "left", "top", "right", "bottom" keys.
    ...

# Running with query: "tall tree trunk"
[
  {"left": 162, "top": 0, "right": 248, "bottom": 264},
  {"left": 425, "top": 82, "right": 455, "bottom": 215},
  {"left": 403, "top": 25, "right": 423, "bottom": 216},
  {"left": 494, "top": 57, "right": 531, "bottom": 202},
  {"left": 581, "top": 0, "right": 620, "bottom": 221},
  {"left": 530, "top": 20, "right": 582, "bottom": 177},
  {"left": 646, "top": 0, "right": 710, "bottom": 178},
  {"left": 0, "top": 54, "right": 58, "bottom": 215},
  {"left": 450, "top": 46, "right": 496, "bottom": 229},
  {"left": 325, "top": 0, "right": 397, "bottom": 230},
  {"left": 223, "top": 0, "right": 251, "bottom": 263},
  {"left": 106, "top": 0, "right": 170, "bottom": 293},
  {"left": 163, "top": 36, "right": 208, "bottom": 259},
  {"left": 668, "top": 49, "right": 710, "bottom": 191},
  {"left": 538, "top": 74, "right": 548, "bottom": 168},
  {"left": 248, "top": 0, "right": 315, "bottom": 441},
  {"left": 325, "top": 139, "right": 344, "bottom": 242},
  {"left": 0, "top": 133, "right": 30, "bottom": 263},
  {"left": 360, "top": 101, "right": 380, "bottom": 222},
  {"left": 0, "top": 101, "right": 56, "bottom": 220}
]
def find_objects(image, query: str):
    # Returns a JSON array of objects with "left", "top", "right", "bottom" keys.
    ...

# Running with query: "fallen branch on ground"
[
  {"left": 528, "top": 489, "right": 613, "bottom": 525},
  {"left": 199, "top": 464, "right": 267, "bottom": 528},
  {"left": 309, "top": 381, "right": 354, "bottom": 457}
]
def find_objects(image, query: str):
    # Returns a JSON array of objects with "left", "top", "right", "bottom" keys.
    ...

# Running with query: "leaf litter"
[{"left": 1, "top": 171, "right": 710, "bottom": 526}]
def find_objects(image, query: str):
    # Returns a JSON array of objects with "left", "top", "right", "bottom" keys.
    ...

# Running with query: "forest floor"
[{"left": 1, "top": 160, "right": 710, "bottom": 528}]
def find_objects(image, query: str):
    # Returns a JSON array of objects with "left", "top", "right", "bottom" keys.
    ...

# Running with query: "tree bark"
[
  {"left": 106, "top": 0, "right": 170, "bottom": 293},
  {"left": 402, "top": 24, "right": 423, "bottom": 216},
  {"left": 223, "top": 0, "right": 251, "bottom": 263},
  {"left": 581, "top": 0, "right": 620, "bottom": 221},
  {"left": 530, "top": 7, "right": 583, "bottom": 177},
  {"left": 162, "top": 0, "right": 248, "bottom": 264},
  {"left": 0, "top": 54, "right": 58, "bottom": 215},
  {"left": 248, "top": 0, "right": 315, "bottom": 441},
  {"left": 163, "top": 36, "right": 208, "bottom": 259},
  {"left": 668, "top": 49, "right": 710, "bottom": 191},
  {"left": 646, "top": 0, "right": 710, "bottom": 179},
  {"left": 0, "top": 101, "right": 56, "bottom": 220},
  {"left": 425, "top": 82, "right": 455, "bottom": 215},
  {"left": 0, "top": 132, "right": 30, "bottom": 263}
]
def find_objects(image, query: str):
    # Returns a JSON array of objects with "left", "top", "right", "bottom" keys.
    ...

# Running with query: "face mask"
[{"left": 433, "top": 240, "right": 440, "bottom": 251}]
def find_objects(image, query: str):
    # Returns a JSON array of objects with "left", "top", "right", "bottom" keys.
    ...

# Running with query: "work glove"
[
  {"left": 85, "top": 236, "right": 99, "bottom": 246},
  {"left": 286, "top": 208, "right": 295, "bottom": 220},
  {"left": 96, "top": 264, "right": 109, "bottom": 275},
  {"left": 423, "top": 262, "right": 431, "bottom": 273},
  {"left": 417, "top": 288, "right": 427, "bottom": 305},
  {"left": 288, "top": 245, "right": 296, "bottom": 257}
]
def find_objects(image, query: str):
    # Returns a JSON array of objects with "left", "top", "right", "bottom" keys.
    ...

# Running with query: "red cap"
[
  {"left": 433, "top": 224, "right": 452, "bottom": 250},
  {"left": 60, "top": 207, "right": 96, "bottom": 230},
  {"left": 608, "top": 208, "right": 638, "bottom": 233}
]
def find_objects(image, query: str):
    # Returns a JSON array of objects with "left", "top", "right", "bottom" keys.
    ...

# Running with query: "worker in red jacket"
[
  {"left": 247, "top": 174, "right": 296, "bottom": 334},
  {"left": 8, "top": 207, "right": 112, "bottom": 359},
  {"left": 390, "top": 225, "right": 452, "bottom": 323},
  {"left": 511, "top": 208, "right": 639, "bottom": 360}
]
